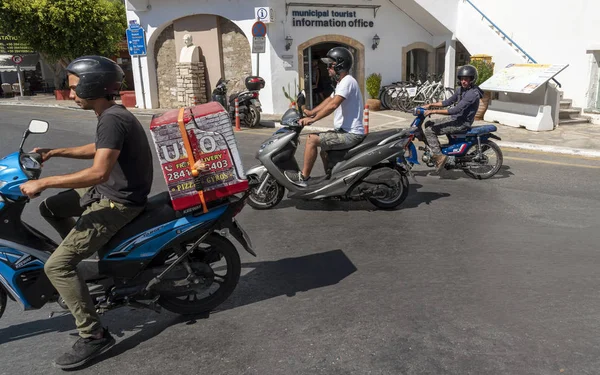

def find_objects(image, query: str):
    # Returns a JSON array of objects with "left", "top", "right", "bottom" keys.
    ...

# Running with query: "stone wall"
[
  {"left": 176, "top": 62, "right": 207, "bottom": 107},
  {"left": 154, "top": 24, "right": 178, "bottom": 108},
  {"left": 219, "top": 17, "right": 252, "bottom": 95}
]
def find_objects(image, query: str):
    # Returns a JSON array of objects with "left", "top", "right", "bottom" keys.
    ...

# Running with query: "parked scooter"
[
  {"left": 402, "top": 107, "right": 504, "bottom": 179},
  {"left": 0, "top": 119, "right": 255, "bottom": 320},
  {"left": 245, "top": 108, "right": 411, "bottom": 210},
  {"left": 211, "top": 76, "right": 265, "bottom": 128}
]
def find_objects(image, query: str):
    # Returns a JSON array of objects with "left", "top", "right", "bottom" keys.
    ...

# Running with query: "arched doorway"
[
  {"left": 298, "top": 35, "right": 364, "bottom": 108},
  {"left": 152, "top": 14, "right": 251, "bottom": 108},
  {"left": 402, "top": 42, "right": 435, "bottom": 82}
]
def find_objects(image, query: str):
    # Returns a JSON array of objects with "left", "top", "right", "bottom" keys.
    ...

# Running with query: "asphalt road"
[{"left": 1, "top": 106, "right": 599, "bottom": 375}]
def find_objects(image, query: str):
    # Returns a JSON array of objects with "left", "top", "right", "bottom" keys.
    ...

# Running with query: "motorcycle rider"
[
  {"left": 284, "top": 46, "right": 365, "bottom": 187},
  {"left": 422, "top": 64, "right": 483, "bottom": 172},
  {"left": 19, "top": 56, "right": 153, "bottom": 369}
]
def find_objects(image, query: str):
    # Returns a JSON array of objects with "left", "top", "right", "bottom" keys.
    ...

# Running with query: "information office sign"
[{"left": 0, "top": 34, "right": 35, "bottom": 55}]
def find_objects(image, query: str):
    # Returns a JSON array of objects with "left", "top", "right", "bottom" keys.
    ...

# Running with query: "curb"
[
  {"left": 4, "top": 101, "right": 600, "bottom": 158},
  {"left": 496, "top": 141, "right": 600, "bottom": 158},
  {"left": 0, "top": 100, "right": 159, "bottom": 116},
  {"left": 267, "top": 121, "right": 600, "bottom": 158}
]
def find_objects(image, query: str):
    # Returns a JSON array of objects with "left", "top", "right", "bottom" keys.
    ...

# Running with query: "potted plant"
[
  {"left": 119, "top": 80, "right": 136, "bottom": 108},
  {"left": 366, "top": 73, "right": 382, "bottom": 111},
  {"left": 54, "top": 79, "right": 70, "bottom": 100},
  {"left": 470, "top": 58, "right": 494, "bottom": 120}
]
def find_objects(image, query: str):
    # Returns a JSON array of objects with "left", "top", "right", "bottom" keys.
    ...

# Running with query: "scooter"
[
  {"left": 245, "top": 108, "right": 411, "bottom": 210},
  {"left": 0, "top": 119, "right": 255, "bottom": 320},
  {"left": 401, "top": 107, "right": 504, "bottom": 179},
  {"left": 212, "top": 76, "right": 265, "bottom": 128}
]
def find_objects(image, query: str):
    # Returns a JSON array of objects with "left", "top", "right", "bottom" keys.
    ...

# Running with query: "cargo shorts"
[{"left": 319, "top": 130, "right": 365, "bottom": 151}]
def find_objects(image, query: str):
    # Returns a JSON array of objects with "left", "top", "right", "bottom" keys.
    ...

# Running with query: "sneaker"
[
  {"left": 284, "top": 170, "right": 308, "bottom": 187},
  {"left": 54, "top": 328, "right": 116, "bottom": 369}
]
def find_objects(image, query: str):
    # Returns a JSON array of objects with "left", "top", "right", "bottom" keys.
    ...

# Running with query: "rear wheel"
[
  {"left": 0, "top": 287, "right": 7, "bottom": 319},
  {"left": 368, "top": 168, "right": 410, "bottom": 209},
  {"left": 158, "top": 234, "right": 241, "bottom": 315},
  {"left": 462, "top": 140, "right": 503, "bottom": 179},
  {"left": 246, "top": 104, "right": 261, "bottom": 128},
  {"left": 247, "top": 174, "right": 285, "bottom": 209}
]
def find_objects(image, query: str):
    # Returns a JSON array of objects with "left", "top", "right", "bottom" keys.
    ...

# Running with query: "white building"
[{"left": 124, "top": 0, "right": 600, "bottom": 124}]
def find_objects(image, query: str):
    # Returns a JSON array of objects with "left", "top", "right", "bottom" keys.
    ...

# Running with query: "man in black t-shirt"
[{"left": 19, "top": 56, "right": 153, "bottom": 369}]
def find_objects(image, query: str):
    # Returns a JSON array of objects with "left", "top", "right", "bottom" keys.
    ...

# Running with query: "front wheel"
[
  {"left": 462, "top": 140, "right": 503, "bottom": 179},
  {"left": 158, "top": 234, "right": 241, "bottom": 315},
  {"left": 247, "top": 174, "right": 285, "bottom": 209},
  {"left": 0, "top": 287, "right": 7, "bottom": 319},
  {"left": 368, "top": 169, "right": 410, "bottom": 209}
]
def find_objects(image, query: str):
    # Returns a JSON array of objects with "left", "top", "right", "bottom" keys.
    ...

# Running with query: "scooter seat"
[
  {"left": 331, "top": 129, "right": 401, "bottom": 160},
  {"left": 465, "top": 125, "right": 497, "bottom": 135},
  {"left": 100, "top": 192, "right": 178, "bottom": 254}
]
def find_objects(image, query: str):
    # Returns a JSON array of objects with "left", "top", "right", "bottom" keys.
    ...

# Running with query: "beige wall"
[
  {"left": 154, "top": 24, "right": 178, "bottom": 108},
  {"left": 173, "top": 15, "right": 222, "bottom": 98}
]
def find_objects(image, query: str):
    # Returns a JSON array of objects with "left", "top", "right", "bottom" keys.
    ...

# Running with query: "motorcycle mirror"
[{"left": 28, "top": 119, "right": 49, "bottom": 134}]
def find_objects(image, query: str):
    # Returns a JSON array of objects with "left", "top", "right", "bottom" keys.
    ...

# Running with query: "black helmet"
[
  {"left": 457, "top": 64, "right": 478, "bottom": 84},
  {"left": 321, "top": 47, "right": 353, "bottom": 74},
  {"left": 66, "top": 56, "right": 124, "bottom": 99}
]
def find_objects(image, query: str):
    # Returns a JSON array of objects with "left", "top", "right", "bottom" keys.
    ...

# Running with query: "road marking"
[
  {"left": 503, "top": 147, "right": 600, "bottom": 161},
  {"left": 504, "top": 156, "right": 600, "bottom": 169}
]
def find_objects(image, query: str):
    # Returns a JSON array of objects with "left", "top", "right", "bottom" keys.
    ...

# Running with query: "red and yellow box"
[{"left": 150, "top": 102, "right": 248, "bottom": 212}]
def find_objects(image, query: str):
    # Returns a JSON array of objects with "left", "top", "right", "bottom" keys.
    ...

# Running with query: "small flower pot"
[
  {"left": 120, "top": 91, "right": 137, "bottom": 108},
  {"left": 366, "top": 98, "right": 381, "bottom": 111},
  {"left": 54, "top": 89, "right": 70, "bottom": 100}
]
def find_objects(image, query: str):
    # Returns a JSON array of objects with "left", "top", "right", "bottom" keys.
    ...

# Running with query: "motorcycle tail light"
[{"left": 253, "top": 92, "right": 259, "bottom": 98}]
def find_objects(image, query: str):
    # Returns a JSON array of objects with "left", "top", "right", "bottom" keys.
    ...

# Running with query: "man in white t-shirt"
[{"left": 285, "top": 47, "right": 365, "bottom": 187}]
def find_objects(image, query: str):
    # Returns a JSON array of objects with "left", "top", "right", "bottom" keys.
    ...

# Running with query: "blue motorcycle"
[
  {"left": 0, "top": 120, "right": 255, "bottom": 319},
  {"left": 401, "top": 108, "right": 504, "bottom": 179}
]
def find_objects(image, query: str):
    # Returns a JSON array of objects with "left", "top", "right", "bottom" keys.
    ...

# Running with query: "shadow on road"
[
  {"left": 1, "top": 249, "right": 357, "bottom": 370},
  {"left": 265, "top": 183, "right": 451, "bottom": 211},
  {"left": 411, "top": 164, "right": 514, "bottom": 180}
]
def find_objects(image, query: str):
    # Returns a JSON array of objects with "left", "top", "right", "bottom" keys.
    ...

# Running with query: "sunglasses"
[{"left": 458, "top": 76, "right": 472, "bottom": 81}]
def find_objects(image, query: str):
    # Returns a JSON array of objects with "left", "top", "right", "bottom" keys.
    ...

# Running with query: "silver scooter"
[{"left": 245, "top": 108, "right": 411, "bottom": 210}]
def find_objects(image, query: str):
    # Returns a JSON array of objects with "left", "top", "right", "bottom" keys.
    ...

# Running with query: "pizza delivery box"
[{"left": 149, "top": 102, "right": 248, "bottom": 213}]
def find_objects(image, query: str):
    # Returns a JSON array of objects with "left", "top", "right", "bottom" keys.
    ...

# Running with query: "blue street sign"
[
  {"left": 126, "top": 28, "right": 146, "bottom": 56},
  {"left": 128, "top": 20, "right": 141, "bottom": 29},
  {"left": 252, "top": 21, "right": 267, "bottom": 37}
]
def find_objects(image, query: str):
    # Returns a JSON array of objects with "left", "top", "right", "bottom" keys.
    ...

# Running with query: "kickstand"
[{"left": 404, "top": 161, "right": 418, "bottom": 183}]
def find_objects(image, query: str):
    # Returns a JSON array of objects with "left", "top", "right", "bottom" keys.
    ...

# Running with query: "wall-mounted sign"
[
  {"left": 0, "top": 34, "right": 35, "bottom": 54},
  {"left": 255, "top": 7, "right": 274, "bottom": 23},
  {"left": 291, "top": 9, "right": 374, "bottom": 28},
  {"left": 282, "top": 54, "right": 294, "bottom": 70}
]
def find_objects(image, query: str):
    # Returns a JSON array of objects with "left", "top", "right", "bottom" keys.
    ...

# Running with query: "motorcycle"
[
  {"left": 0, "top": 119, "right": 255, "bottom": 320},
  {"left": 245, "top": 108, "right": 411, "bottom": 210},
  {"left": 401, "top": 107, "right": 504, "bottom": 179},
  {"left": 211, "top": 76, "right": 265, "bottom": 128}
]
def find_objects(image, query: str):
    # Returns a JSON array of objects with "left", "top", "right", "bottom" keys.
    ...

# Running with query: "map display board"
[{"left": 479, "top": 64, "right": 568, "bottom": 94}]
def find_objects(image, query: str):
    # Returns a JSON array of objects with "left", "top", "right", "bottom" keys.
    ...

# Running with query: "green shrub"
[
  {"left": 469, "top": 59, "right": 494, "bottom": 86},
  {"left": 366, "top": 73, "right": 382, "bottom": 99}
]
